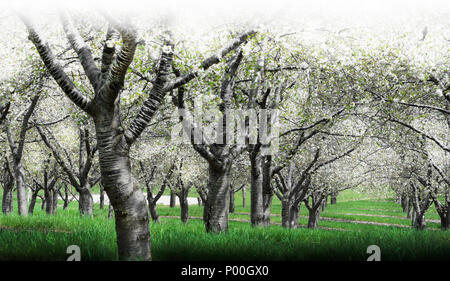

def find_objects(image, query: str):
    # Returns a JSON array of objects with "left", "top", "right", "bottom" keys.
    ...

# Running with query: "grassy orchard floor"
[{"left": 0, "top": 189, "right": 448, "bottom": 261}]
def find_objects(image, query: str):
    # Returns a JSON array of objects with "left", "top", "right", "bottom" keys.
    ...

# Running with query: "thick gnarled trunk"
[
  {"left": 95, "top": 112, "right": 150, "bottom": 261},
  {"left": 204, "top": 163, "right": 232, "bottom": 233}
]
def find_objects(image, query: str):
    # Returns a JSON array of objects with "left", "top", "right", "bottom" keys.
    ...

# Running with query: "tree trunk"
[
  {"left": 170, "top": 190, "right": 176, "bottom": 208},
  {"left": 412, "top": 209, "right": 426, "bottom": 230},
  {"left": 79, "top": 187, "right": 93, "bottom": 216},
  {"left": 439, "top": 213, "right": 449, "bottom": 230},
  {"left": 203, "top": 162, "right": 232, "bottom": 233},
  {"left": 28, "top": 192, "right": 38, "bottom": 215},
  {"left": 229, "top": 189, "right": 235, "bottom": 213},
  {"left": 108, "top": 204, "right": 113, "bottom": 219},
  {"left": 148, "top": 201, "right": 160, "bottom": 223},
  {"left": 288, "top": 202, "right": 300, "bottom": 229},
  {"left": 146, "top": 191, "right": 160, "bottom": 223},
  {"left": 307, "top": 208, "right": 320, "bottom": 229},
  {"left": 99, "top": 184, "right": 105, "bottom": 209},
  {"left": 1, "top": 178, "right": 13, "bottom": 214},
  {"left": 14, "top": 163, "right": 28, "bottom": 216},
  {"left": 63, "top": 184, "right": 69, "bottom": 210},
  {"left": 262, "top": 186, "right": 273, "bottom": 226},
  {"left": 321, "top": 198, "right": 327, "bottom": 212},
  {"left": 435, "top": 201, "right": 449, "bottom": 230},
  {"left": 242, "top": 185, "right": 246, "bottom": 208},
  {"left": 41, "top": 197, "right": 46, "bottom": 210},
  {"left": 406, "top": 197, "right": 412, "bottom": 218},
  {"left": 180, "top": 195, "right": 189, "bottom": 223},
  {"left": 281, "top": 197, "right": 291, "bottom": 228},
  {"left": 250, "top": 155, "right": 264, "bottom": 227},
  {"left": 52, "top": 188, "right": 58, "bottom": 214},
  {"left": 330, "top": 193, "right": 337, "bottom": 205},
  {"left": 94, "top": 112, "right": 151, "bottom": 260},
  {"left": 44, "top": 187, "right": 53, "bottom": 215}
]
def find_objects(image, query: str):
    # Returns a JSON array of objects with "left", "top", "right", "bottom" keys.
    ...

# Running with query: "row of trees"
[{"left": 0, "top": 10, "right": 448, "bottom": 260}]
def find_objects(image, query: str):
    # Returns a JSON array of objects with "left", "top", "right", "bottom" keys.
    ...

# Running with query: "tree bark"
[
  {"left": 330, "top": 193, "right": 337, "bottom": 204},
  {"left": 307, "top": 208, "right": 320, "bottom": 229},
  {"left": 288, "top": 202, "right": 300, "bottom": 229},
  {"left": 242, "top": 185, "right": 246, "bottom": 208},
  {"left": 180, "top": 194, "right": 189, "bottom": 223},
  {"left": 411, "top": 209, "right": 426, "bottom": 230},
  {"left": 62, "top": 184, "right": 69, "bottom": 210},
  {"left": 94, "top": 110, "right": 151, "bottom": 260},
  {"left": 281, "top": 197, "right": 291, "bottom": 228},
  {"left": 147, "top": 196, "right": 160, "bottom": 223},
  {"left": 1, "top": 162, "right": 14, "bottom": 214},
  {"left": 321, "top": 197, "right": 327, "bottom": 212},
  {"left": 79, "top": 187, "right": 93, "bottom": 216},
  {"left": 100, "top": 184, "right": 105, "bottom": 209},
  {"left": 249, "top": 154, "right": 264, "bottom": 226},
  {"left": 108, "top": 204, "right": 113, "bottom": 219},
  {"left": 262, "top": 159, "right": 273, "bottom": 226},
  {"left": 203, "top": 162, "right": 232, "bottom": 233},
  {"left": 28, "top": 192, "right": 38, "bottom": 215},
  {"left": 44, "top": 186, "right": 54, "bottom": 215},
  {"left": 52, "top": 188, "right": 58, "bottom": 214},
  {"left": 170, "top": 190, "right": 176, "bottom": 208},
  {"left": 229, "top": 188, "right": 235, "bottom": 213}
]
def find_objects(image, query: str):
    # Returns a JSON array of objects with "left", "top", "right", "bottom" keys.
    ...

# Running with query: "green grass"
[{"left": 0, "top": 189, "right": 448, "bottom": 261}]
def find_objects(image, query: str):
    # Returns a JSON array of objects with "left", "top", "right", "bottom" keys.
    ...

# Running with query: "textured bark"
[
  {"left": 249, "top": 153, "right": 264, "bottom": 226},
  {"left": 288, "top": 203, "right": 300, "bottom": 229},
  {"left": 170, "top": 190, "right": 176, "bottom": 208},
  {"left": 2, "top": 160, "right": 14, "bottom": 214},
  {"left": 440, "top": 213, "right": 449, "bottom": 230},
  {"left": 147, "top": 196, "right": 160, "bottom": 223},
  {"left": 412, "top": 209, "right": 426, "bottom": 230},
  {"left": 204, "top": 163, "right": 232, "bottom": 233},
  {"left": 229, "top": 188, "right": 235, "bottom": 213},
  {"left": 180, "top": 196, "right": 189, "bottom": 223},
  {"left": 330, "top": 194, "right": 337, "bottom": 205},
  {"left": 94, "top": 111, "right": 150, "bottom": 260},
  {"left": 406, "top": 197, "right": 413, "bottom": 218},
  {"left": 62, "top": 184, "right": 69, "bottom": 210},
  {"left": 44, "top": 187, "right": 54, "bottom": 215},
  {"left": 281, "top": 198, "right": 291, "bottom": 228},
  {"left": 108, "top": 204, "right": 114, "bottom": 219},
  {"left": 28, "top": 192, "right": 38, "bottom": 215},
  {"left": 262, "top": 157, "right": 273, "bottom": 226},
  {"left": 307, "top": 208, "right": 320, "bottom": 229},
  {"left": 242, "top": 185, "right": 246, "bottom": 208},
  {"left": 321, "top": 197, "right": 327, "bottom": 212},
  {"left": 2, "top": 184, "right": 13, "bottom": 214},
  {"left": 52, "top": 188, "right": 58, "bottom": 214},
  {"left": 99, "top": 184, "right": 105, "bottom": 209},
  {"left": 79, "top": 187, "right": 94, "bottom": 216}
]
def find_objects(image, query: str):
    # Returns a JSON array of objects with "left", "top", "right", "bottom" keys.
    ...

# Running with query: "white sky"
[{"left": 3, "top": 0, "right": 450, "bottom": 29}]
